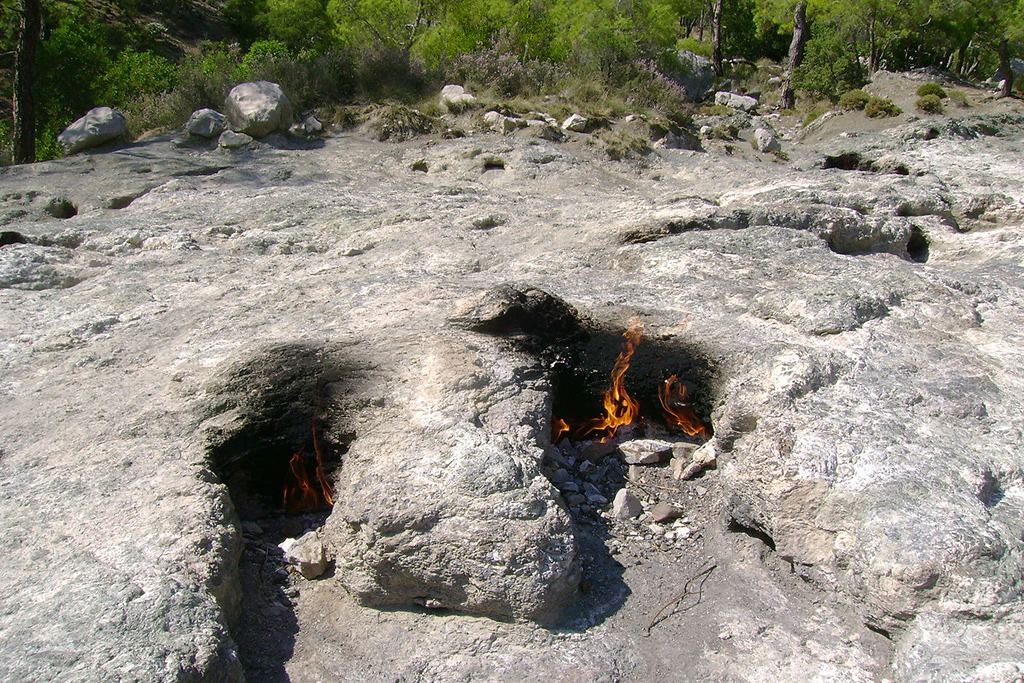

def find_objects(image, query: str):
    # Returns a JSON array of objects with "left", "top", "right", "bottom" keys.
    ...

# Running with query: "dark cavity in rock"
[
  {"left": 0, "top": 230, "right": 28, "bottom": 246},
  {"left": 907, "top": 225, "right": 930, "bottom": 262},
  {"left": 45, "top": 197, "right": 78, "bottom": 219},
  {"left": 202, "top": 343, "right": 352, "bottom": 521}
]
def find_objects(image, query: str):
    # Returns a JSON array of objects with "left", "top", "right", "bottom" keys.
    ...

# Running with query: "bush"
[
  {"left": 802, "top": 103, "right": 831, "bottom": 126},
  {"left": 864, "top": 97, "right": 902, "bottom": 118},
  {"left": 838, "top": 89, "right": 871, "bottom": 110},
  {"left": 792, "top": 31, "right": 865, "bottom": 102},
  {"left": 916, "top": 94, "right": 943, "bottom": 114},
  {"left": 916, "top": 82, "right": 947, "bottom": 98},
  {"left": 948, "top": 89, "right": 970, "bottom": 107}
]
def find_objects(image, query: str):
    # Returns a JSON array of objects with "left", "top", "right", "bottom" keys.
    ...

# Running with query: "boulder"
[
  {"left": 57, "top": 107, "right": 127, "bottom": 155},
  {"left": 753, "top": 127, "right": 781, "bottom": 153},
  {"left": 715, "top": 91, "right": 759, "bottom": 112},
  {"left": 561, "top": 113, "right": 589, "bottom": 133},
  {"left": 989, "top": 58, "right": 1024, "bottom": 83},
  {"left": 675, "top": 50, "right": 715, "bottom": 101},
  {"left": 224, "top": 81, "right": 293, "bottom": 138},
  {"left": 186, "top": 108, "right": 227, "bottom": 139},
  {"left": 440, "top": 84, "right": 477, "bottom": 112}
]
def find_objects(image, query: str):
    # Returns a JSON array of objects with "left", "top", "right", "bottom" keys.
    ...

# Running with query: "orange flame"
[
  {"left": 659, "top": 375, "right": 708, "bottom": 439},
  {"left": 283, "top": 419, "right": 335, "bottom": 514},
  {"left": 569, "top": 324, "right": 643, "bottom": 442}
]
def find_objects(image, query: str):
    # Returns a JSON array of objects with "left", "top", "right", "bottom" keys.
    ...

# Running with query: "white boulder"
[
  {"left": 440, "top": 84, "right": 477, "bottom": 112},
  {"left": 715, "top": 91, "right": 759, "bottom": 112},
  {"left": 57, "top": 107, "right": 127, "bottom": 155},
  {"left": 224, "top": 81, "right": 293, "bottom": 138},
  {"left": 561, "top": 113, "right": 589, "bottom": 132}
]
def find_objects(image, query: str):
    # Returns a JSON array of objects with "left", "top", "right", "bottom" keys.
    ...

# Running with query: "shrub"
[
  {"left": 865, "top": 97, "right": 902, "bottom": 118},
  {"left": 792, "top": 31, "right": 865, "bottom": 102},
  {"left": 802, "top": 103, "right": 831, "bottom": 126},
  {"left": 916, "top": 94, "right": 943, "bottom": 114},
  {"left": 948, "top": 89, "right": 970, "bottom": 107},
  {"left": 916, "top": 82, "right": 947, "bottom": 98},
  {"left": 838, "top": 89, "right": 871, "bottom": 110}
]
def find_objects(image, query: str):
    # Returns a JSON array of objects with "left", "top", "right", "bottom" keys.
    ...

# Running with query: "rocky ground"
[{"left": 2, "top": 73, "right": 1024, "bottom": 682}]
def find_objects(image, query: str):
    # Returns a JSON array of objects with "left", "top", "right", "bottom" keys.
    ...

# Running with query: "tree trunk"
[
  {"left": 711, "top": 0, "right": 723, "bottom": 76},
  {"left": 868, "top": 10, "right": 878, "bottom": 72},
  {"left": 13, "top": 0, "right": 42, "bottom": 165},
  {"left": 997, "top": 37, "right": 1013, "bottom": 98},
  {"left": 779, "top": 0, "right": 807, "bottom": 110}
]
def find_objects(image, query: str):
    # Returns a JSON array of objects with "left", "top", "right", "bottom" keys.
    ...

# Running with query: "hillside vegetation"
[{"left": 2, "top": 0, "right": 1023, "bottom": 162}]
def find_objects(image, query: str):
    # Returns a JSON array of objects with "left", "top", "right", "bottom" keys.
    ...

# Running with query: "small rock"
[
  {"left": 578, "top": 439, "right": 618, "bottom": 460},
  {"left": 550, "top": 468, "right": 570, "bottom": 486},
  {"left": 289, "top": 115, "right": 323, "bottom": 137},
  {"left": 650, "top": 502, "right": 684, "bottom": 523},
  {"left": 611, "top": 488, "right": 643, "bottom": 519},
  {"left": 561, "top": 481, "right": 580, "bottom": 493},
  {"left": 674, "top": 441, "right": 717, "bottom": 480},
  {"left": 218, "top": 130, "right": 254, "bottom": 149},
  {"left": 567, "top": 493, "right": 586, "bottom": 506},
  {"left": 619, "top": 439, "right": 673, "bottom": 465},
  {"left": 241, "top": 521, "right": 263, "bottom": 536},
  {"left": 561, "top": 113, "right": 589, "bottom": 133},
  {"left": 578, "top": 460, "right": 595, "bottom": 474},
  {"left": 186, "top": 108, "right": 227, "bottom": 139},
  {"left": 281, "top": 530, "right": 329, "bottom": 580}
]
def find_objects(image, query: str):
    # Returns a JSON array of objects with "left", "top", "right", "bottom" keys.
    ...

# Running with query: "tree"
[
  {"left": 711, "top": 0, "right": 723, "bottom": 74},
  {"left": 779, "top": 0, "right": 806, "bottom": 108},
  {"left": 12, "top": 0, "right": 40, "bottom": 164}
]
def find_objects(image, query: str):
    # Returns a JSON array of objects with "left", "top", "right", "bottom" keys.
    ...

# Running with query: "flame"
[
  {"left": 569, "top": 323, "right": 643, "bottom": 442},
  {"left": 551, "top": 417, "right": 570, "bottom": 443},
  {"left": 659, "top": 375, "right": 708, "bottom": 439},
  {"left": 282, "top": 419, "right": 335, "bottom": 514}
]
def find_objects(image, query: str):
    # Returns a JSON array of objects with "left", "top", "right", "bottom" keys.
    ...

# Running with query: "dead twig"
[{"left": 644, "top": 561, "right": 717, "bottom": 636}]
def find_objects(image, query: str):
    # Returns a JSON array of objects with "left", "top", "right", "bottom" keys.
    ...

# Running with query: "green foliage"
[
  {"left": 838, "top": 89, "right": 871, "bottom": 110},
  {"left": 792, "top": 29, "right": 865, "bottom": 103},
  {"left": 915, "top": 82, "right": 947, "bottom": 98},
  {"left": 948, "top": 89, "right": 970, "bottom": 107},
  {"left": 915, "top": 94, "right": 943, "bottom": 113},
  {"left": 864, "top": 96, "right": 901, "bottom": 118},
  {"left": 100, "top": 50, "right": 177, "bottom": 109},
  {"left": 802, "top": 103, "right": 830, "bottom": 127}
]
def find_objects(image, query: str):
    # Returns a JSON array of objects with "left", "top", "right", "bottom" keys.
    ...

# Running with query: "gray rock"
[
  {"left": 675, "top": 50, "right": 715, "bottom": 101},
  {"left": 989, "top": 58, "right": 1024, "bottom": 83},
  {"left": 218, "top": 130, "right": 253, "bottom": 149},
  {"left": 57, "top": 106, "right": 127, "bottom": 155},
  {"left": 186, "top": 108, "right": 227, "bottom": 138},
  {"left": 655, "top": 130, "right": 702, "bottom": 151},
  {"left": 289, "top": 115, "right": 323, "bottom": 137},
  {"left": 483, "top": 110, "right": 524, "bottom": 135},
  {"left": 649, "top": 502, "right": 683, "bottom": 523},
  {"left": 715, "top": 91, "right": 759, "bottom": 112},
  {"left": 224, "top": 81, "right": 293, "bottom": 137},
  {"left": 611, "top": 489, "right": 644, "bottom": 519},
  {"left": 753, "top": 127, "right": 781, "bottom": 153},
  {"left": 561, "top": 113, "right": 589, "bottom": 132}
]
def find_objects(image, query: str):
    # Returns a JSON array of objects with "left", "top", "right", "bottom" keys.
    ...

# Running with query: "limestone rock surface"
[{"left": 2, "top": 102, "right": 1024, "bottom": 683}]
